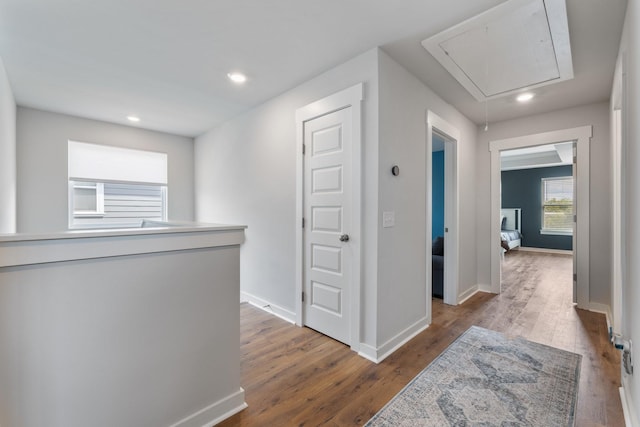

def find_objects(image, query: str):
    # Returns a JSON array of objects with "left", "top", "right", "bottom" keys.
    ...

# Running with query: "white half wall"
[
  {"left": 0, "top": 57, "right": 16, "bottom": 233},
  {"left": 16, "top": 108, "right": 195, "bottom": 233},
  {"left": 475, "top": 102, "right": 612, "bottom": 308},
  {"left": 377, "top": 49, "right": 479, "bottom": 346},
  {"left": 195, "top": 48, "right": 380, "bottom": 347}
]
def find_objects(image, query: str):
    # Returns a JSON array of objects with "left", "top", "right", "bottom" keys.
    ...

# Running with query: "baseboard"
[
  {"left": 457, "top": 286, "right": 479, "bottom": 304},
  {"left": 358, "top": 317, "right": 430, "bottom": 364},
  {"left": 169, "top": 388, "right": 247, "bottom": 427},
  {"left": 588, "top": 302, "right": 612, "bottom": 331},
  {"left": 241, "top": 291, "right": 296, "bottom": 324},
  {"left": 620, "top": 379, "right": 639, "bottom": 427},
  {"left": 477, "top": 283, "right": 494, "bottom": 293},
  {"left": 358, "top": 343, "right": 379, "bottom": 363},
  {"left": 518, "top": 246, "right": 573, "bottom": 255}
]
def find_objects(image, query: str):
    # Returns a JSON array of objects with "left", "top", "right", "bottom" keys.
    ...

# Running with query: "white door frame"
[
  {"left": 426, "top": 111, "right": 460, "bottom": 311},
  {"left": 611, "top": 52, "right": 626, "bottom": 335},
  {"left": 489, "top": 126, "right": 591, "bottom": 308},
  {"left": 294, "top": 83, "right": 363, "bottom": 352}
]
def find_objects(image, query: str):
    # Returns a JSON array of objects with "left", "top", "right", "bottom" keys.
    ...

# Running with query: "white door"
[{"left": 303, "top": 107, "right": 352, "bottom": 345}]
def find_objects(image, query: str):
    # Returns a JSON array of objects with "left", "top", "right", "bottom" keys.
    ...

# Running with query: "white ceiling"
[
  {"left": 0, "top": 0, "right": 627, "bottom": 137},
  {"left": 384, "top": 0, "right": 627, "bottom": 125},
  {"left": 422, "top": 0, "right": 574, "bottom": 101},
  {"left": 501, "top": 141, "right": 573, "bottom": 170}
]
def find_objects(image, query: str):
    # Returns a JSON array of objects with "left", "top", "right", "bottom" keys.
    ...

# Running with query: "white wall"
[
  {"left": 0, "top": 57, "right": 16, "bottom": 233},
  {"left": 0, "top": 230, "right": 244, "bottom": 427},
  {"left": 377, "top": 50, "right": 479, "bottom": 346},
  {"left": 16, "top": 108, "right": 195, "bottom": 233},
  {"left": 475, "top": 102, "right": 612, "bottom": 307},
  {"left": 195, "top": 49, "right": 380, "bottom": 345},
  {"left": 617, "top": 1, "right": 640, "bottom": 423},
  {"left": 195, "top": 48, "right": 481, "bottom": 355}
]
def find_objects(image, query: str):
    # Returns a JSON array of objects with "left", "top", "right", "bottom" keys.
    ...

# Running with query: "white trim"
[
  {"left": 457, "top": 286, "right": 480, "bottom": 304},
  {"left": 358, "top": 317, "right": 430, "bottom": 364},
  {"left": 517, "top": 246, "right": 573, "bottom": 255},
  {"left": 489, "top": 126, "right": 591, "bottom": 309},
  {"left": 169, "top": 388, "right": 247, "bottom": 427},
  {"left": 357, "top": 344, "right": 379, "bottom": 363},
  {"left": 295, "top": 83, "right": 363, "bottom": 353},
  {"left": 620, "top": 381, "right": 638, "bottom": 427},
  {"left": 611, "top": 51, "right": 626, "bottom": 336},
  {"left": 539, "top": 229, "right": 573, "bottom": 236},
  {"left": 427, "top": 111, "right": 460, "bottom": 308},
  {"left": 0, "top": 227, "right": 245, "bottom": 268},
  {"left": 241, "top": 292, "right": 296, "bottom": 324},
  {"left": 587, "top": 302, "right": 612, "bottom": 327}
]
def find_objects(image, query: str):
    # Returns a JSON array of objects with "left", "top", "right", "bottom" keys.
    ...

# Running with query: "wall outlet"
[{"left": 623, "top": 340, "right": 633, "bottom": 376}]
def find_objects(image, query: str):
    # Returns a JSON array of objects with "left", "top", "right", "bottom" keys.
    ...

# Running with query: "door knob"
[{"left": 339, "top": 234, "right": 350, "bottom": 242}]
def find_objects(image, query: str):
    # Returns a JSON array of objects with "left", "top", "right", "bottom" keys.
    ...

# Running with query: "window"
[
  {"left": 71, "top": 181, "right": 104, "bottom": 216},
  {"left": 70, "top": 180, "right": 166, "bottom": 228},
  {"left": 541, "top": 176, "right": 573, "bottom": 235},
  {"left": 68, "top": 141, "right": 168, "bottom": 229}
]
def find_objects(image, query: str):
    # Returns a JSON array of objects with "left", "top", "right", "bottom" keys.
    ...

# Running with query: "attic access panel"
[{"left": 422, "top": 0, "right": 573, "bottom": 101}]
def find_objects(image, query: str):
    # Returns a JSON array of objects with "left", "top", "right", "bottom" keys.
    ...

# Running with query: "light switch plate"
[{"left": 383, "top": 211, "right": 395, "bottom": 228}]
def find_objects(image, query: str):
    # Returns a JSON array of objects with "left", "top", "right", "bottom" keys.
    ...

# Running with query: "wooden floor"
[{"left": 218, "top": 251, "right": 623, "bottom": 427}]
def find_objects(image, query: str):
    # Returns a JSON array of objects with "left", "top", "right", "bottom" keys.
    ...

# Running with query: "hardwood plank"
[{"left": 218, "top": 251, "right": 624, "bottom": 426}]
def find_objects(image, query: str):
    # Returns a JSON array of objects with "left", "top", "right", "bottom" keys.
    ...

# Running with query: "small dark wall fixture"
[
  {"left": 501, "top": 165, "right": 573, "bottom": 250},
  {"left": 391, "top": 165, "right": 400, "bottom": 176}
]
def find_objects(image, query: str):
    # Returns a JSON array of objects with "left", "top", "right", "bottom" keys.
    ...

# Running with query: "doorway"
[
  {"left": 489, "top": 126, "right": 592, "bottom": 308},
  {"left": 499, "top": 142, "right": 576, "bottom": 299},
  {"left": 427, "top": 111, "right": 459, "bottom": 320},
  {"left": 294, "top": 83, "right": 363, "bottom": 352}
]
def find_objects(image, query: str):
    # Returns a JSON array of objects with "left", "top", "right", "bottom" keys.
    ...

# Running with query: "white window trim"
[
  {"left": 540, "top": 229, "right": 573, "bottom": 236},
  {"left": 70, "top": 182, "right": 105, "bottom": 218}
]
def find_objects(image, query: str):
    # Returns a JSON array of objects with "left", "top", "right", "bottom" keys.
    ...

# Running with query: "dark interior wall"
[
  {"left": 501, "top": 165, "right": 573, "bottom": 250},
  {"left": 432, "top": 150, "right": 444, "bottom": 238}
]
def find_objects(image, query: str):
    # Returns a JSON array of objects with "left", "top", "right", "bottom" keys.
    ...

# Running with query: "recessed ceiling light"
[
  {"left": 227, "top": 72, "right": 247, "bottom": 84},
  {"left": 516, "top": 92, "right": 535, "bottom": 103},
  {"left": 127, "top": 116, "right": 140, "bottom": 122}
]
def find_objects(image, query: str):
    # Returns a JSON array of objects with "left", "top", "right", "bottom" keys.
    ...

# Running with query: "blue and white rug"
[{"left": 365, "top": 326, "right": 581, "bottom": 426}]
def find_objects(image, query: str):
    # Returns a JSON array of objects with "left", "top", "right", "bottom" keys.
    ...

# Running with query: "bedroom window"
[{"left": 541, "top": 176, "right": 573, "bottom": 235}]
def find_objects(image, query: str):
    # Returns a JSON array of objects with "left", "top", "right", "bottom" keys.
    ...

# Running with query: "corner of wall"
[{"left": 0, "top": 56, "right": 17, "bottom": 233}]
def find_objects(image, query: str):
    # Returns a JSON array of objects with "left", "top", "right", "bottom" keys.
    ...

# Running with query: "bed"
[{"left": 501, "top": 208, "right": 522, "bottom": 251}]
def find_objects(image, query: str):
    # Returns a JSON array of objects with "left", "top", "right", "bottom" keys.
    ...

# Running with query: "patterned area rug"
[{"left": 365, "top": 326, "right": 581, "bottom": 426}]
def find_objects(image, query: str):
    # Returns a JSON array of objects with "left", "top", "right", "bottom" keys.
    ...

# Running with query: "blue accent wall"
[
  {"left": 501, "top": 165, "right": 573, "bottom": 250},
  {"left": 432, "top": 150, "right": 444, "bottom": 239}
]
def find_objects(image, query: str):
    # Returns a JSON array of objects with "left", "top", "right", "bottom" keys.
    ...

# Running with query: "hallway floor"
[{"left": 218, "top": 251, "right": 623, "bottom": 426}]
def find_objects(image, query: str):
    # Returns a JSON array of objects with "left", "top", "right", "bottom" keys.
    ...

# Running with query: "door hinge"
[
  {"left": 573, "top": 273, "right": 577, "bottom": 282},
  {"left": 302, "top": 144, "right": 306, "bottom": 155},
  {"left": 302, "top": 217, "right": 305, "bottom": 228},
  {"left": 301, "top": 291, "right": 305, "bottom": 302},
  {"left": 574, "top": 214, "right": 577, "bottom": 223}
]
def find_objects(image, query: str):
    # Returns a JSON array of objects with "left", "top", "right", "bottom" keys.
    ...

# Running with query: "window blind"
[{"left": 68, "top": 141, "right": 168, "bottom": 185}]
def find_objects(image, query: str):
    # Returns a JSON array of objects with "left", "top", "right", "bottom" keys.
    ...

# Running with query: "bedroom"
[{"left": 499, "top": 142, "right": 575, "bottom": 301}]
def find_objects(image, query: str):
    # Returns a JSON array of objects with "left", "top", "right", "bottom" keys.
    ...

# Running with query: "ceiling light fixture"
[
  {"left": 227, "top": 72, "right": 247, "bottom": 84},
  {"left": 127, "top": 116, "right": 140, "bottom": 122},
  {"left": 516, "top": 92, "right": 535, "bottom": 103}
]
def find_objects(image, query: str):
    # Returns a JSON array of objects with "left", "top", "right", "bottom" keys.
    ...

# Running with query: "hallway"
[{"left": 220, "top": 251, "right": 623, "bottom": 426}]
